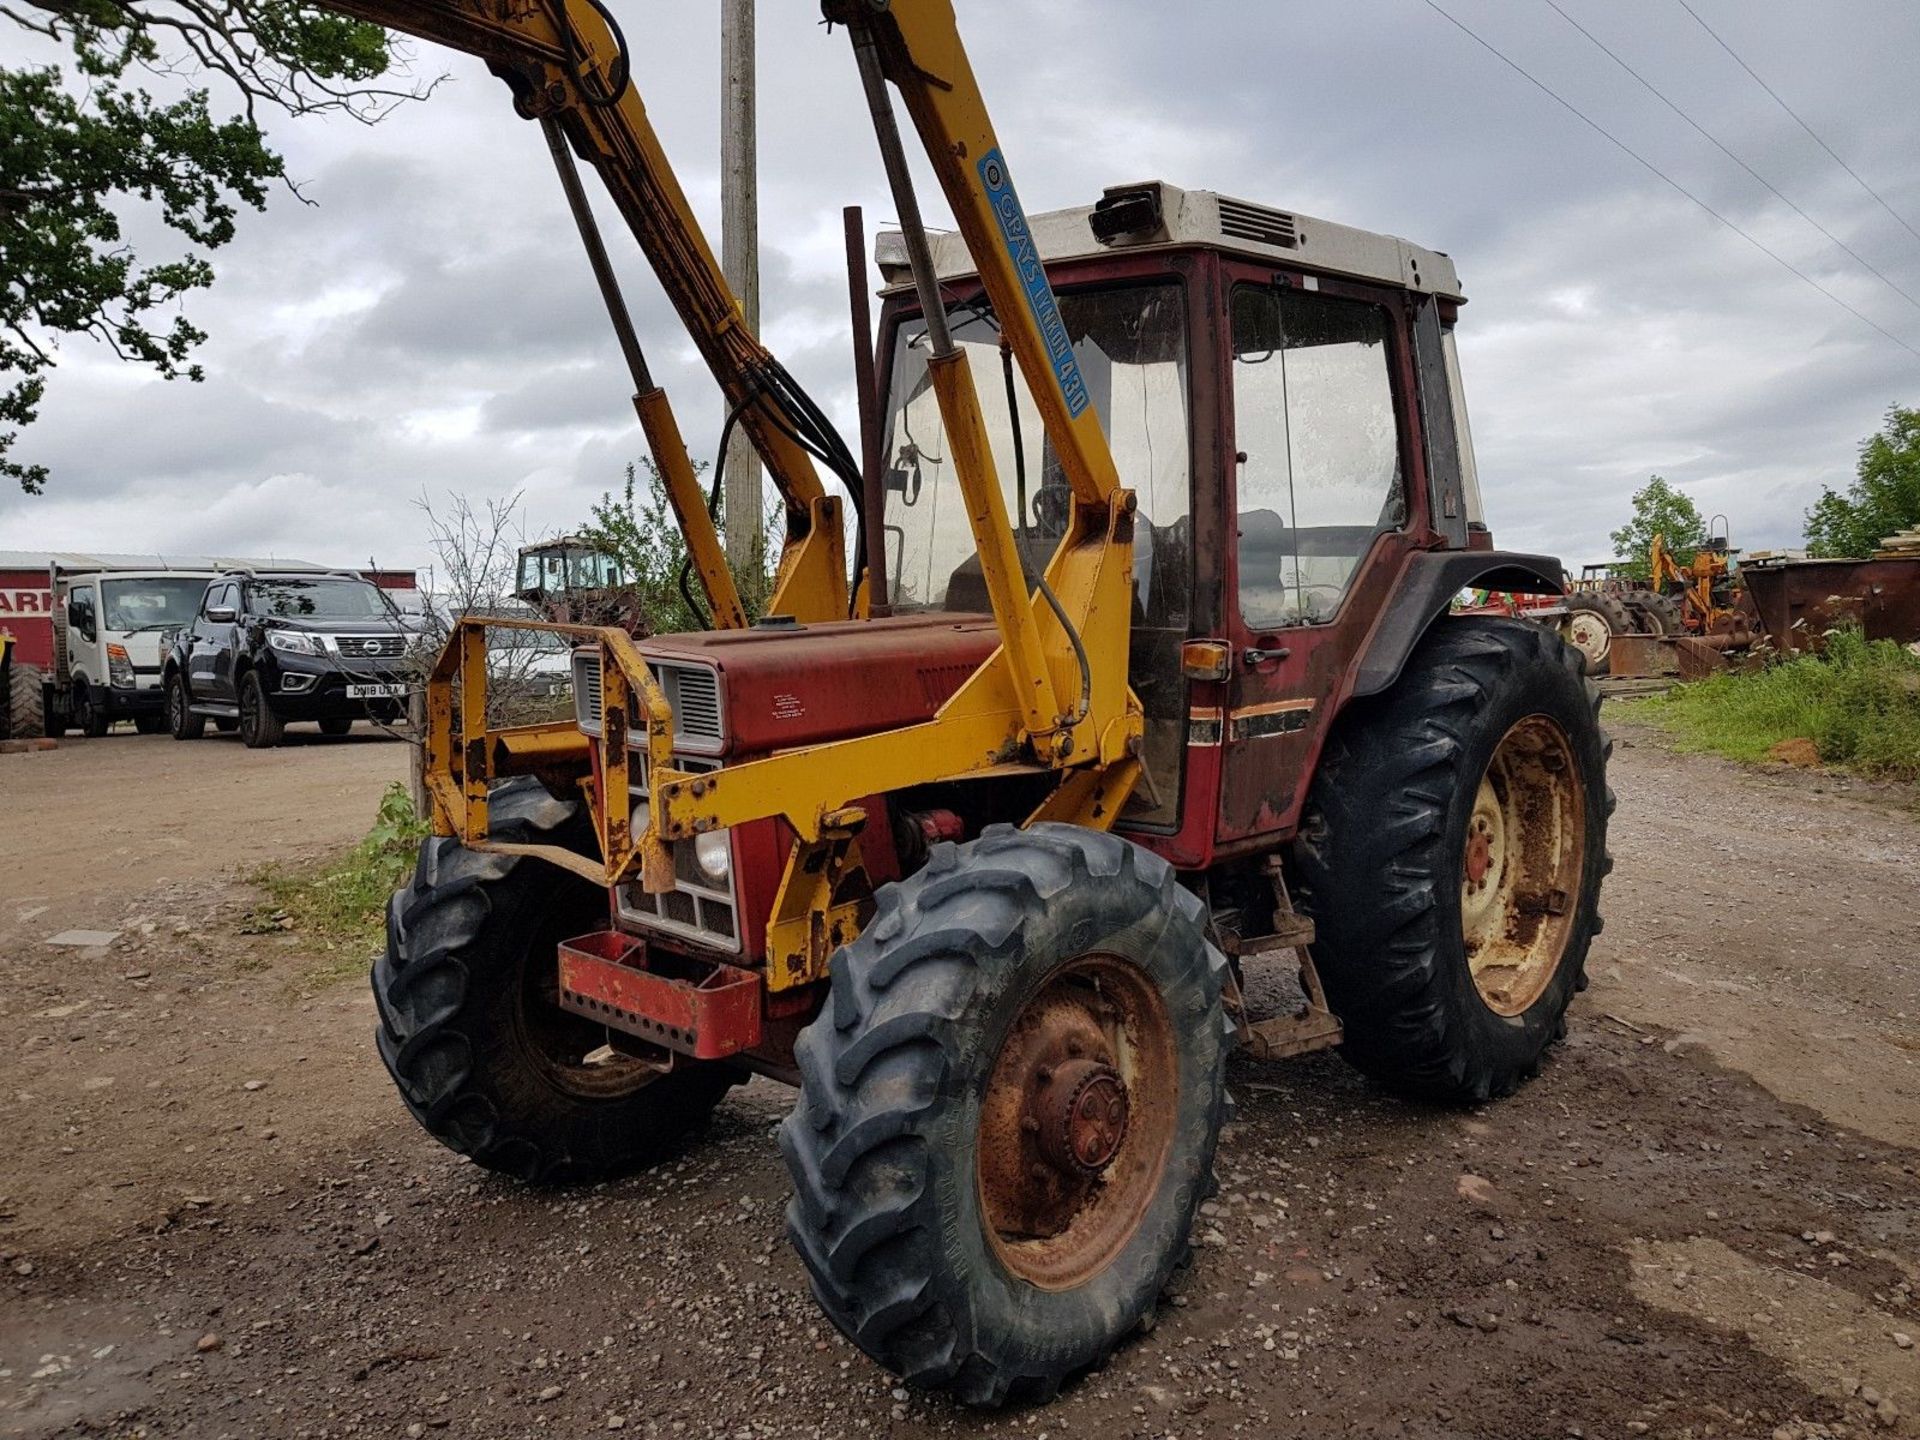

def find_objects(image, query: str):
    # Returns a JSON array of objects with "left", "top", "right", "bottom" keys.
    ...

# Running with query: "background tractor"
[{"left": 326, "top": 0, "right": 1612, "bottom": 1406}]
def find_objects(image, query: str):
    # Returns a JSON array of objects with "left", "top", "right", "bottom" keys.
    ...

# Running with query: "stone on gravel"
[
  {"left": 46, "top": 930, "right": 121, "bottom": 948},
  {"left": 195, "top": 1333, "right": 221, "bottom": 1353},
  {"left": 1893, "top": 1332, "right": 1912, "bottom": 1349},
  {"left": 1456, "top": 1174, "right": 1498, "bottom": 1209}
]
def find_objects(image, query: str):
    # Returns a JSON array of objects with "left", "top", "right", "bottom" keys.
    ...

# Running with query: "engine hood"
[{"left": 642, "top": 613, "right": 1001, "bottom": 756}]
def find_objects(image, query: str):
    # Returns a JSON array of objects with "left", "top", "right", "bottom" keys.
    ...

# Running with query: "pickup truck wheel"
[
  {"left": 237, "top": 671, "right": 285, "bottom": 748},
  {"left": 781, "top": 824, "right": 1233, "bottom": 1406},
  {"left": 167, "top": 674, "right": 205, "bottom": 740},
  {"left": 373, "top": 776, "right": 738, "bottom": 1182},
  {"left": 1294, "top": 618, "right": 1612, "bottom": 1104},
  {"left": 73, "top": 681, "right": 110, "bottom": 737},
  {"left": 7, "top": 661, "right": 46, "bottom": 740}
]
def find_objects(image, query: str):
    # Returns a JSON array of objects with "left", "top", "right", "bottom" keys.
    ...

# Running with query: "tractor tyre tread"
[{"left": 7, "top": 661, "right": 45, "bottom": 740}]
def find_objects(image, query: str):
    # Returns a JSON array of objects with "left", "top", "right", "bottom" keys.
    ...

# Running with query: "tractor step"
[
  {"left": 1226, "top": 860, "right": 1344, "bottom": 1062},
  {"left": 557, "top": 930, "right": 763, "bottom": 1060}
]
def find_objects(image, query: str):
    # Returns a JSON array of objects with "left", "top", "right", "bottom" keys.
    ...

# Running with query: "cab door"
[{"left": 1216, "top": 270, "right": 1427, "bottom": 844}]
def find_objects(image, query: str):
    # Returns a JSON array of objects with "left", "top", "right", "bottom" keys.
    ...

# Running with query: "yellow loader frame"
[{"left": 325, "top": 0, "right": 1145, "bottom": 931}]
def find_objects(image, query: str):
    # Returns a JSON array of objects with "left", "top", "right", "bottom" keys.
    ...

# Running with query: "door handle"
[{"left": 1243, "top": 646, "right": 1291, "bottom": 670}]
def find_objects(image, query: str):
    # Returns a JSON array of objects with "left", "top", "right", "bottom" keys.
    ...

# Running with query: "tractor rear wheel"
[
  {"left": 7, "top": 660, "right": 45, "bottom": 740},
  {"left": 780, "top": 824, "right": 1233, "bottom": 1407},
  {"left": 1639, "top": 592, "right": 1686, "bottom": 635},
  {"left": 1560, "top": 596, "right": 1619, "bottom": 675},
  {"left": 373, "top": 776, "right": 737, "bottom": 1182},
  {"left": 1294, "top": 618, "right": 1611, "bottom": 1103}
]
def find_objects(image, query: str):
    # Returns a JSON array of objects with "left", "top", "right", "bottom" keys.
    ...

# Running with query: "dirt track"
[{"left": 2, "top": 721, "right": 1917, "bottom": 1439}]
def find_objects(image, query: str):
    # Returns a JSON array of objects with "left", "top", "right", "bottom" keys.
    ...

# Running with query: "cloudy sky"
[{"left": 6, "top": 0, "right": 1919, "bottom": 582}]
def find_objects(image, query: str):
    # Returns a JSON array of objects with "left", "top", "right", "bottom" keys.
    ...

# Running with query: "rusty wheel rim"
[
  {"left": 977, "top": 955, "right": 1178, "bottom": 1291},
  {"left": 1564, "top": 611, "right": 1612, "bottom": 667},
  {"left": 1461, "top": 715, "right": 1586, "bottom": 1018}
]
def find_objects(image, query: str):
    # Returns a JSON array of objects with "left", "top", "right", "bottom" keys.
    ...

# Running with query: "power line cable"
[
  {"left": 1674, "top": 0, "right": 1920, "bottom": 250},
  {"left": 1541, "top": 0, "right": 1920, "bottom": 314},
  {"left": 1418, "top": 0, "right": 1920, "bottom": 363}
]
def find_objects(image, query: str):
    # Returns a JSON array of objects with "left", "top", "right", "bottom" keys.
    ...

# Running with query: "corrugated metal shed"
[{"left": 0, "top": 551, "right": 337, "bottom": 574}]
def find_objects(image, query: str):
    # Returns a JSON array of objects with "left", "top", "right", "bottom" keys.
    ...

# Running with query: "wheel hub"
[
  {"left": 1460, "top": 716, "right": 1586, "bottom": 1017},
  {"left": 976, "top": 956, "right": 1177, "bottom": 1291},
  {"left": 1032, "top": 1057, "right": 1130, "bottom": 1175}
]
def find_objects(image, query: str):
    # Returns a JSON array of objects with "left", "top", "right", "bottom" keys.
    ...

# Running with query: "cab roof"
[{"left": 877, "top": 180, "right": 1464, "bottom": 302}]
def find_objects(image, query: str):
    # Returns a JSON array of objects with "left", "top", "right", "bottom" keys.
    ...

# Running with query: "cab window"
[
  {"left": 68, "top": 586, "right": 97, "bottom": 643},
  {"left": 1231, "top": 285, "right": 1404, "bottom": 628}
]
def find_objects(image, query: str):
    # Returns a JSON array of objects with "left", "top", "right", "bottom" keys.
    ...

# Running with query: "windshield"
[
  {"left": 879, "top": 279, "right": 1192, "bottom": 831},
  {"left": 879, "top": 281, "right": 1190, "bottom": 616},
  {"left": 247, "top": 577, "right": 389, "bottom": 620},
  {"left": 101, "top": 577, "right": 209, "bottom": 632},
  {"left": 519, "top": 547, "right": 623, "bottom": 594}
]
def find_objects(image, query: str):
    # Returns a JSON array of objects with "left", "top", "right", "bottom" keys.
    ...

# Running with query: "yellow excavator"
[{"left": 319, "top": 0, "right": 1611, "bottom": 1404}]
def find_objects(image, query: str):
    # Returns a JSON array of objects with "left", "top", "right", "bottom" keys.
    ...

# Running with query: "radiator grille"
[
  {"left": 571, "top": 650, "right": 722, "bottom": 751},
  {"left": 615, "top": 756, "right": 738, "bottom": 952},
  {"left": 1217, "top": 198, "right": 1299, "bottom": 249},
  {"left": 333, "top": 633, "right": 408, "bottom": 658}
]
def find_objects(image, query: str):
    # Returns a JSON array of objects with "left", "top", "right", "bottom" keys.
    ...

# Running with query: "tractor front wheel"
[
  {"left": 373, "top": 777, "right": 739, "bottom": 1182},
  {"left": 1295, "top": 618, "right": 1611, "bottom": 1103},
  {"left": 781, "top": 824, "right": 1233, "bottom": 1406}
]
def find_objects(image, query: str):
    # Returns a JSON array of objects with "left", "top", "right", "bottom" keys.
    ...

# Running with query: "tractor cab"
[
  {"left": 513, "top": 536, "right": 626, "bottom": 608},
  {"left": 868, "top": 181, "right": 1525, "bottom": 862}
]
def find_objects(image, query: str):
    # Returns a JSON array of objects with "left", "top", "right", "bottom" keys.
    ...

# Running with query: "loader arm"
[
  {"left": 323, "top": 0, "right": 848, "bottom": 625},
  {"left": 404, "top": 0, "right": 1147, "bottom": 902}
]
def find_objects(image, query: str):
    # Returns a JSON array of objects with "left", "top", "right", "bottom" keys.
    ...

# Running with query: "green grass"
[
  {"left": 245, "top": 782, "right": 427, "bottom": 990},
  {"left": 1619, "top": 629, "right": 1920, "bottom": 781}
]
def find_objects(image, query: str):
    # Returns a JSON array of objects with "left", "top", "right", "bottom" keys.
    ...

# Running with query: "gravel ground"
[{"left": 1, "top": 722, "right": 1916, "bottom": 1439}]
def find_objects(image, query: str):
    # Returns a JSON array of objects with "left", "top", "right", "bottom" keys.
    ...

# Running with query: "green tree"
[
  {"left": 1804, "top": 404, "right": 1920, "bottom": 558},
  {"left": 577, "top": 459, "right": 777, "bottom": 635},
  {"left": 4, "top": 0, "right": 433, "bottom": 493},
  {"left": 1609, "top": 475, "right": 1707, "bottom": 582}
]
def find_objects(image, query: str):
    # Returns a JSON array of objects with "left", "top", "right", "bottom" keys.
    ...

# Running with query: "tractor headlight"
[
  {"left": 267, "top": 630, "right": 322, "bottom": 655},
  {"left": 693, "top": 830, "right": 732, "bottom": 883}
]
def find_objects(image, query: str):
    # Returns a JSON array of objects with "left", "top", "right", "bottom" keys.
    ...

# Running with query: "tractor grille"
[
  {"left": 571, "top": 650, "right": 724, "bottom": 753},
  {"left": 1217, "top": 198, "right": 1299, "bottom": 249},
  {"left": 615, "top": 756, "right": 739, "bottom": 952}
]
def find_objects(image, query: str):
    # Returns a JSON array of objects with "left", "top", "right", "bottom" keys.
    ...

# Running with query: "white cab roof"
[{"left": 877, "top": 180, "right": 1464, "bottom": 302}]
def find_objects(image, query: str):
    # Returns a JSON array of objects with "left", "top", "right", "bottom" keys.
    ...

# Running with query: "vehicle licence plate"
[{"left": 347, "top": 683, "right": 407, "bottom": 699}]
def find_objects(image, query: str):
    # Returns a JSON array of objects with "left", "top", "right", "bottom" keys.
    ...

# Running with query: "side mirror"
[{"left": 206, "top": 605, "right": 237, "bottom": 623}]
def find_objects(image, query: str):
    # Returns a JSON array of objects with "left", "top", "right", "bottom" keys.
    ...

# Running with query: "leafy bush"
[
  {"left": 1623, "top": 630, "right": 1920, "bottom": 780},
  {"left": 247, "top": 782, "right": 427, "bottom": 977}
]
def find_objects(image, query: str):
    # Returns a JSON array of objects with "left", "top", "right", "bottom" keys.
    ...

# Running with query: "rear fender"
[{"left": 1351, "top": 550, "right": 1564, "bottom": 699}]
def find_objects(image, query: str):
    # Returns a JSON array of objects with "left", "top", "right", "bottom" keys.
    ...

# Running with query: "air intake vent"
[
  {"left": 572, "top": 649, "right": 603, "bottom": 731},
  {"left": 660, "top": 664, "right": 722, "bottom": 747},
  {"left": 572, "top": 651, "right": 724, "bottom": 753},
  {"left": 1217, "top": 198, "right": 1299, "bottom": 250}
]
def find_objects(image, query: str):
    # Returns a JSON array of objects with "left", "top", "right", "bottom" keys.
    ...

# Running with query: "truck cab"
[{"left": 56, "top": 570, "right": 216, "bottom": 735}]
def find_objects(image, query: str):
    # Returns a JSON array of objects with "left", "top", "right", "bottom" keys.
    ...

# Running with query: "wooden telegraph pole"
[{"left": 720, "top": 0, "right": 762, "bottom": 584}]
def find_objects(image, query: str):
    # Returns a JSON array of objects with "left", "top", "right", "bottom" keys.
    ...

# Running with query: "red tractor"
[{"left": 323, "top": 0, "right": 1612, "bottom": 1405}]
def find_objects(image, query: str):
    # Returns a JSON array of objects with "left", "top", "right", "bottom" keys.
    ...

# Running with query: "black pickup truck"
[{"left": 162, "top": 570, "right": 422, "bottom": 748}]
